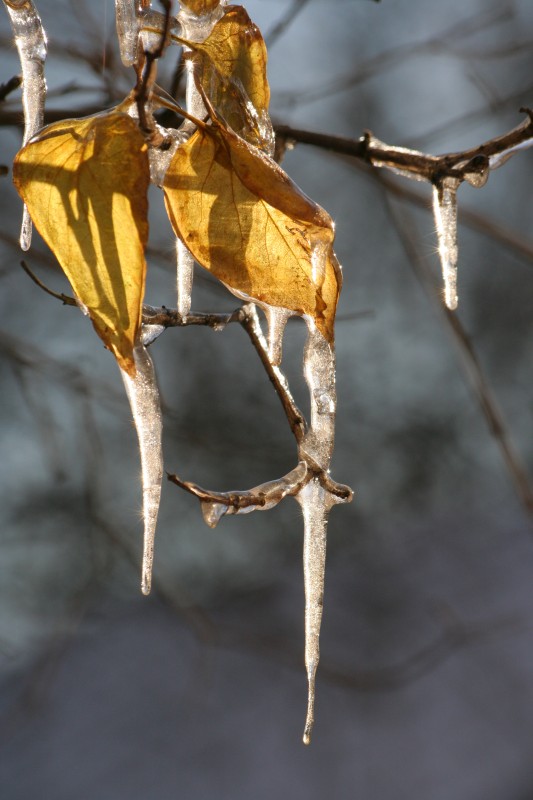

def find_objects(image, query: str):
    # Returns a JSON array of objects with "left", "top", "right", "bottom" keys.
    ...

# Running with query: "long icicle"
[
  {"left": 3, "top": 0, "right": 47, "bottom": 250},
  {"left": 121, "top": 339, "right": 163, "bottom": 595},
  {"left": 297, "top": 319, "right": 349, "bottom": 744}
]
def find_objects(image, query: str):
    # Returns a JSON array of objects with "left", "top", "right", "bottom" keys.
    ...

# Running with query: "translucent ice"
[
  {"left": 433, "top": 177, "right": 460, "bottom": 311},
  {"left": 3, "top": 0, "right": 47, "bottom": 250},
  {"left": 263, "top": 305, "right": 293, "bottom": 366},
  {"left": 176, "top": 237, "right": 194, "bottom": 319},
  {"left": 115, "top": 0, "right": 142, "bottom": 67},
  {"left": 121, "top": 339, "right": 163, "bottom": 596},
  {"left": 297, "top": 478, "right": 339, "bottom": 746}
]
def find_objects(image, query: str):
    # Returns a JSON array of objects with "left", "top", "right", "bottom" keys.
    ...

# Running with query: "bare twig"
[
  {"left": 20, "top": 260, "right": 77, "bottom": 306},
  {"left": 0, "top": 73, "right": 21, "bottom": 101}
]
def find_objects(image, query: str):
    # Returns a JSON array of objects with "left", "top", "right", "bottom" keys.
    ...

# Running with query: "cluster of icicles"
[
  {"left": 5, "top": 0, "right": 518, "bottom": 745},
  {"left": 4, "top": 0, "right": 353, "bottom": 744}
]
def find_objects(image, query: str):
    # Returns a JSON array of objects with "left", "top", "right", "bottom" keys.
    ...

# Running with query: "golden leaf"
[
  {"left": 185, "top": 4, "right": 272, "bottom": 149},
  {"left": 163, "top": 121, "right": 341, "bottom": 343},
  {"left": 179, "top": 0, "right": 220, "bottom": 15},
  {"left": 13, "top": 112, "right": 149, "bottom": 376}
]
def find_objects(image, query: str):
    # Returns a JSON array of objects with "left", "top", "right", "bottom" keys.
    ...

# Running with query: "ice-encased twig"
[
  {"left": 121, "top": 339, "right": 163, "bottom": 596},
  {"left": 169, "top": 461, "right": 309, "bottom": 528},
  {"left": 433, "top": 177, "right": 460, "bottom": 311},
  {"left": 173, "top": 2, "right": 225, "bottom": 310},
  {"left": 3, "top": 0, "right": 47, "bottom": 250}
]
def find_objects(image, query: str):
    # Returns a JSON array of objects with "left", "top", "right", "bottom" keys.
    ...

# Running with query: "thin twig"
[
  {"left": 20, "top": 260, "right": 77, "bottom": 306},
  {"left": 0, "top": 74, "right": 21, "bottom": 101}
]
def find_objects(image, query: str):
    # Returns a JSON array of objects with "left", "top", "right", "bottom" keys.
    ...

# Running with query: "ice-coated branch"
[
  {"left": 168, "top": 461, "right": 310, "bottom": 528},
  {"left": 274, "top": 108, "right": 533, "bottom": 183},
  {"left": 134, "top": 0, "right": 172, "bottom": 136},
  {"left": 2, "top": 0, "right": 47, "bottom": 250}
]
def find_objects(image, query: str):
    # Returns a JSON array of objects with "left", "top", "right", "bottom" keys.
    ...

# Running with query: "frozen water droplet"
[
  {"left": 141, "top": 324, "right": 165, "bottom": 346},
  {"left": 264, "top": 306, "right": 292, "bottom": 366},
  {"left": 313, "top": 390, "right": 335, "bottom": 416},
  {"left": 201, "top": 500, "right": 226, "bottom": 528},
  {"left": 121, "top": 341, "right": 163, "bottom": 595},
  {"left": 463, "top": 155, "right": 489, "bottom": 189},
  {"left": 433, "top": 178, "right": 460, "bottom": 311}
]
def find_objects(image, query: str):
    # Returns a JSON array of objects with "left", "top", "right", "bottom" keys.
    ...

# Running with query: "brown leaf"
[
  {"left": 13, "top": 112, "right": 149, "bottom": 375},
  {"left": 163, "top": 121, "right": 341, "bottom": 342},
  {"left": 185, "top": 4, "right": 272, "bottom": 149},
  {"left": 179, "top": 0, "right": 220, "bottom": 15}
]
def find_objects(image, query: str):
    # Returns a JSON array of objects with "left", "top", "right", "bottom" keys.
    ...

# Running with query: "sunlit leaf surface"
[
  {"left": 188, "top": 4, "right": 272, "bottom": 148},
  {"left": 13, "top": 112, "right": 149, "bottom": 375},
  {"left": 163, "top": 121, "right": 341, "bottom": 343},
  {"left": 179, "top": 0, "right": 220, "bottom": 15}
]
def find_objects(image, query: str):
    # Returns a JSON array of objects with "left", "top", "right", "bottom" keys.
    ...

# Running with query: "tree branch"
[{"left": 275, "top": 108, "right": 533, "bottom": 183}]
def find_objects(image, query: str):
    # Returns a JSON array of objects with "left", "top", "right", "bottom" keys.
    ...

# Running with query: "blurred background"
[{"left": 2, "top": 0, "right": 533, "bottom": 797}]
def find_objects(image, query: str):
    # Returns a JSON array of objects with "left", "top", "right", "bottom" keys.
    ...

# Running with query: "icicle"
[
  {"left": 176, "top": 238, "right": 194, "bottom": 318},
  {"left": 115, "top": 0, "right": 141, "bottom": 67},
  {"left": 120, "top": 339, "right": 163, "bottom": 596},
  {"left": 432, "top": 177, "right": 460, "bottom": 311},
  {"left": 3, "top": 0, "right": 47, "bottom": 250},
  {"left": 263, "top": 306, "right": 293, "bottom": 366},
  {"left": 296, "top": 478, "right": 340, "bottom": 746},
  {"left": 296, "top": 320, "right": 339, "bottom": 745}
]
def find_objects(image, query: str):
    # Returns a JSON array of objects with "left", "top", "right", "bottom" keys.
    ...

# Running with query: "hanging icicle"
[
  {"left": 3, "top": 0, "right": 47, "bottom": 250},
  {"left": 121, "top": 339, "right": 164, "bottom": 596},
  {"left": 432, "top": 177, "right": 460, "bottom": 311},
  {"left": 115, "top": 0, "right": 142, "bottom": 67},
  {"left": 297, "top": 318, "right": 346, "bottom": 744}
]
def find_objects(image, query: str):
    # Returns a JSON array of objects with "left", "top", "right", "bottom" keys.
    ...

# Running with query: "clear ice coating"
[
  {"left": 199, "top": 461, "right": 309, "bottom": 528},
  {"left": 121, "top": 340, "right": 164, "bottom": 596},
  {"left": 297, "top": 478, "right": 339, "bottom": 746},
  {"left": 297, "top": 319, "right": 347, "bottom": 745},
  {"left": 173, "top": 2, "right": 226, "bottom": 304},
  {"left": 433, "top": 177, "right": 460, "bottom": 311},
  {"left": 115, "top": 0, "right": 142, "bottom": 67},
  {"left": 176, "top": 237, "right": 194, "bottom": 318},
  {"left": 3, "top": 0, "right": 47, "bottom": 250},
  {"left": 263, "top": 305, "right": 293, "bottom": 367}
]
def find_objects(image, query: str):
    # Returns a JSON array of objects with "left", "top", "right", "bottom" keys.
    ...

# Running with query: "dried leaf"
[
  {"left": 13, "top": 112, "right": 149, "bottom": 375},
  {"left": 187, "top": 4, "right": 272, "bottom": 148},
  {"left": 179, "top": 0, "right": 220, "bottom": 15},
  {"left": 163, "top": 122, "right": 341, "bottom": 343}
]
